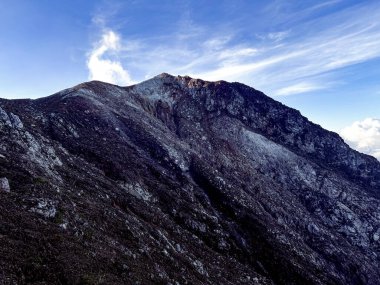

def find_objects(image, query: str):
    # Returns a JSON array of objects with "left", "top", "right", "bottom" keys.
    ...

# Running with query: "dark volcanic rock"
[{"left": 0, "top": 73, "right": 380, "bottom": 284}]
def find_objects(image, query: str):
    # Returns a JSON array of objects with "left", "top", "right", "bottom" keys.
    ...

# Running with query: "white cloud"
[
  {"left": 87, "top": 2, "right": 380, "bottom": 96},
  {"left": 267, "top": 31, "right": 290, "bottom": 42},
  {"left": 305, "top": 0, "right": 343, "bottom": 13},
  {"left": 203, "top": 36, "right": 232, "bottom": 51},
  {"left": 340, "top": 118, "right": 380, "bottom": 160},
  {"left": 255, "top": 30, "right": 290, "bottom": 42},
  {"left": 275, "top": 82, "right": 324, "bottom": 96},
  {"left": 218, "top": 47, "right": 258, "bottom": 61},
  {"left": 87, "top": 30, "right": 134, "bottom": 86},
  {"left": 196, "top": 11, "right": 380, "bottom": 94}
]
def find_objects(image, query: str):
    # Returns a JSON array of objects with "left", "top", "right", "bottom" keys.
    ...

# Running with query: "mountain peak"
[
  {"left": 153, "top": 73, "right": 219, "bottom": 86},
  {"left": 156, "top": 72, "right": 175, "bottom": 79},
  {"left": 1, "top": 76, "right": 380, "bottom": 284}
]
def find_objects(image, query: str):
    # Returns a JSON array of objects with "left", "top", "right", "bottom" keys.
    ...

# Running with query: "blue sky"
[{"left": 1, "top": 0, "right": 380, "bottom": 158}]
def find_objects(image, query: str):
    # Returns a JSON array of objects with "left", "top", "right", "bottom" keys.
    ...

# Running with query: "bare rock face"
[{"left": 0, "top": 74, "right": 380, "bottom": 284}]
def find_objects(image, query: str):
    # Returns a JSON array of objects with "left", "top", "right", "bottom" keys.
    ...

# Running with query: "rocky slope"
[{"left": 0, "top": 73, "right": 379, "bottom": 285}]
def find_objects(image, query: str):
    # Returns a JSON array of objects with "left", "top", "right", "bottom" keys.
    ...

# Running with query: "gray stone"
[
  {"left": 0, "top": 107, "right": 11, "bottom": 127},
  {"left": 0, "top": 177, "right": 10, "bottom": 192},
  {"left": 9, "top": 113, "right": 23, "bottom": 129}
]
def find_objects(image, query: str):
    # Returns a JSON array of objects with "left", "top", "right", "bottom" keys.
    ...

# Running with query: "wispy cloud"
[
  {"left": 340, "top": 118, "right": 380, "bottom": 160},
  {"left": 87, "top": 1, "right": 380, "bottom": 97},
  {"left": 87, "top": 30, "right": 134, "bottom": 85},
  {"left": 304, "top": 0, "right": 343, "bottom": 15},
  {"left": 275, "top": 82, "right": 325, "bottom": 96},
  {"left": 256, "top": 30, "right": 291, "bottom": 42},
  {"left": 267, "top": 31, "right": 290, "bottom": 42}
]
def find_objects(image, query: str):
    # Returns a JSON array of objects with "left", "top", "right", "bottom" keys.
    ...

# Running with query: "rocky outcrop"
[
  {"left": 0, "top": 74, "right": 379, "bottom": 284},
  {"left": 0, "top": 177, "right": 10, "bottom": 192}
]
